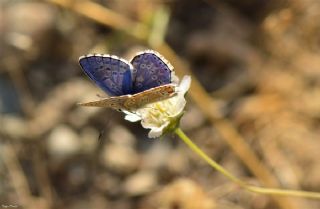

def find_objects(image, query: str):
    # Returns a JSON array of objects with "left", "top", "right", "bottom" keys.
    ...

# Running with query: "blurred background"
[{"left": 1, "top": 0, "right": 320, "bottom": 209}]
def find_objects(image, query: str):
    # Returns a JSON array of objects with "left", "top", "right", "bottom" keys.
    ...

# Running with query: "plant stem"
[{"left": 174, "top": 128, "right": 320, "bottom": 200}]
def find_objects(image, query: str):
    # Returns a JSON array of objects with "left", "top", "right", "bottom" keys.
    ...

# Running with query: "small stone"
[
  {"left": 166, "top": 149, "right": 189, "bottom": 174},
  {"left": 146, "top": 178, "right": 215, "bottom": 209},
  {"left": 142, "top": 142, "right": 171, "bottom": 170},
  {"left": 0, "top": 116, "right": 27, "bottom": 139},
  {"left": 47, "top": 125, "right": 80, "bottom": 159},
  {"left": 79, "top": 127, "right": 99, "bottom": 154},
  {"left": 94, "top": 173, "right": 122, "bottom": 197},
  {"left": 101, "top": 144, "right": 139, "bottom": 174},
  {"left": 109, "top": 125, "right": 136, "bottom": 146},
  {"left": 123, "top": 171, "right": 158, "bottom": 196}
]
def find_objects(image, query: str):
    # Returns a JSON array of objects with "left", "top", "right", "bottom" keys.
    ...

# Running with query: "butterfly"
[{"left": 78, "top": 50, "right": 177, "bottom": 111}]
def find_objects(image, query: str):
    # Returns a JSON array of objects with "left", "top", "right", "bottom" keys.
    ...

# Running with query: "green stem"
[{"left": 174, "top": 128, "right": 320, "bottom": 200}]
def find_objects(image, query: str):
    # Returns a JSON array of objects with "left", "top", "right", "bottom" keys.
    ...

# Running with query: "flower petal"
[
  {"left": 124, "top": 111, "right": 142, "bottom": 122},
  {"left": 123, "top": 75, "right": 191, "bottom": 138},
  {"left": 146, "top": 121, "right": 170, "bottom": 138},
  {"left": 177, "top": 75, "right": 191, "bottom": 96}
]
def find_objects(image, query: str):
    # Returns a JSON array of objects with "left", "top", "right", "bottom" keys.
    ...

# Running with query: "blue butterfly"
[{"left": 78, "top": 50, "right": 177, "bottom": 111}]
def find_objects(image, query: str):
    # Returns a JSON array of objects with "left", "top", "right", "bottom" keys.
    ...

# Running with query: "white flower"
[{"left": 125, "top": 75, "right": 191, "bottom": 138}]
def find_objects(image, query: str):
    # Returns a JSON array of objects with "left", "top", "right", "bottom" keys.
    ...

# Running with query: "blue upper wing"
[
  {"left": 130, "top": 50, "right": 173, "bottom": 94},
  {"left": 79, "top": 54, "right": 133, "bottom": 96}
]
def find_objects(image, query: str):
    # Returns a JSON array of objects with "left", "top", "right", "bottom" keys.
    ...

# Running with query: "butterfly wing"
[
  {"left": 130, "top": 50, "right": 174, "bottom": 94},
  {"left": 79, "top": 54, "right": 134, "bottom": 96},
  {"left": 124, "top": 84, "right": 176, "bottom": 110},
  {"left": 78, "top": 84, "right": 176, "bottom": 111},
  {"left": 77, "top": 95, "right": 128, "bottom": 111}
]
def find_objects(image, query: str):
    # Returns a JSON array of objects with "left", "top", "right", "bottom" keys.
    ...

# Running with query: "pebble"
[
  {"left": 109, "top": 125, "right": 136, "bottom": 146},
  {"left": 100, "top": 143, "right": 139, "bottom": 174},
  {"left": 79, "top": 127, "right": 99, "bottom": 154},
  {"left": 142, "top": 142, "right": 171, "bottom": 170},
  {"left": 47, "top": 125, "right": 81, "bottom": 160},
  {"left": 123, "top": 170, "right": 158, "bottom": 196},
  {"left": 166, "top": 149, "right": 189, "bottom": 174},
  {"left": 145, "top": 178, "right": 215, "bottom": 209}
]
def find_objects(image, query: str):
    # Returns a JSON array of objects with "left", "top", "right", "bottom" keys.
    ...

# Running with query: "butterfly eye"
[{"left": 141, "top": 64, "right": 146, "bottom": 69}]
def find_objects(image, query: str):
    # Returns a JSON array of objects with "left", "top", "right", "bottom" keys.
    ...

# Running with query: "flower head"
[{"left": 125, "top": 75, "right": 191, "bottom": 138}]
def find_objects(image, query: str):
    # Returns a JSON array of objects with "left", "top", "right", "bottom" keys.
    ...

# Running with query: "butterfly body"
[{"left": 79, "top": 50, "right": 176, "bottom": 111}]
